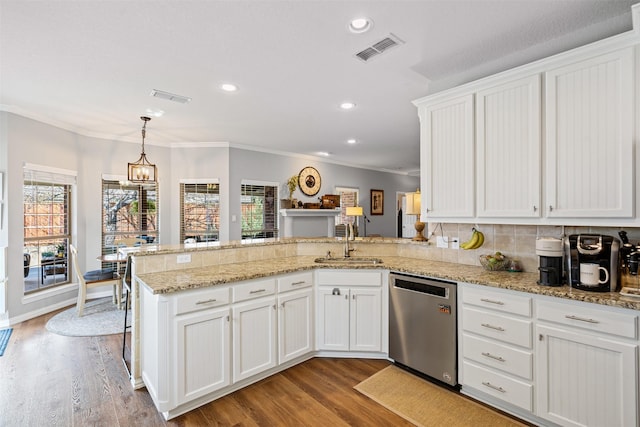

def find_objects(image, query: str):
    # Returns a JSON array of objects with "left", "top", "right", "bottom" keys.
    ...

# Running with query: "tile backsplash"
[{"left": 425, "top": 223, "right": 640, "bottom": 273}]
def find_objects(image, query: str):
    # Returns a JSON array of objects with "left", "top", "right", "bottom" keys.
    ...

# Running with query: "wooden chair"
[{"left": 69, "top": 244, "right": 122, "bottom": 317}]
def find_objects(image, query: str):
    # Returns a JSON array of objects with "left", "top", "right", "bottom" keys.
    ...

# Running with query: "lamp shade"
[
  {"left": 405, "top": 191, "right": 421, "bottom": 215},
  {"left": 346, "top": 206, "right": 363, "bottom": 216}
]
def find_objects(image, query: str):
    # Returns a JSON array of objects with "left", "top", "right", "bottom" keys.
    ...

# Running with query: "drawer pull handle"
[
  {"left": 565, "top": 314, "right": 600, "bottom": 324},
  {"left": 480, "top": 298, "right": 504, "bottom": 306},
  {"left": 249, "top": 289, "right": 266, "bottom": 294},
  {"left": 481, "top": 323, "right": 505, "bottom": 332},
  {"left": 481, "top": 352, "right": 506, "bottom": 362},
  {"left": 291, "top": 281, "right": 306, "bottom": 286},
  {"left": 482, "top": 381, "right": 506, "bottom": 393},
  {"left": 196, "top": 298, "right": 217, "bottom": 305}
]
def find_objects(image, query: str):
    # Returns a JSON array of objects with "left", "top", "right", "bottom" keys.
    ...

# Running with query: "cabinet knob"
[
  {"left": 549, "top": 205, "right": 553, "bottom": 212},
  {"left": 345, "top": 294, "right": 348, "bottom": 300},
  {"left": 533, "top": 205, "right": 537, "bottom": 212}
]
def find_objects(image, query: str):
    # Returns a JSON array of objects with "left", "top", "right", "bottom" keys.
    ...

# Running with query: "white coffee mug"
[{"left": 580, "top": 263, "right": 609, "bottom": 286}]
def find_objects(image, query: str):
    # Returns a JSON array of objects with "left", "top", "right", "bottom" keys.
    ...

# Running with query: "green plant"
[
  {"left": 41, "top": 251, "right": 54, "bottom": 258},
  {"left": 287, "top": 175, "right": 299, "bottom": 200}
]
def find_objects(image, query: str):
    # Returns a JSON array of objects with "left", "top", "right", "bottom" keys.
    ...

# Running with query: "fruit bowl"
[{"left": 479, "top": 254, "right": 510, "bottom": 271}]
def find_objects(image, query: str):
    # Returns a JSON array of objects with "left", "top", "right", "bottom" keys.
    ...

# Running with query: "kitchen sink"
[{"left": 314, "top": 257, "right": 383, "bottom": 265}]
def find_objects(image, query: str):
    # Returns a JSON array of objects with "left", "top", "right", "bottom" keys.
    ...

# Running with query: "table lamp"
[
  {"left": 345, "top": 206, "right": 363, "bottom": 240},
  {"left": 406, "top": 190, "right": 427, "bottom": 241}
]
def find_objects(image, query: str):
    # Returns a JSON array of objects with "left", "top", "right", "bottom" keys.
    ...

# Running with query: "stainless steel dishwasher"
[{"left": 389, "top": 272, "right": 458, "bottom": 386}]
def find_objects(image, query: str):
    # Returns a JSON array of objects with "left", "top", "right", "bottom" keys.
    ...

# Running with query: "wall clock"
[{"left": 298, "top": 166, "right": 321, "bottom": 196}]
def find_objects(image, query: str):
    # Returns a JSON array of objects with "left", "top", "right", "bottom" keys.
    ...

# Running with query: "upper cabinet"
[
  {"left": 419, "top": 94, "right": 475, "bottom": 218},
  {"left": 545, "top": 48, "right": 634, "bottom": 218},
  {"left": 415, "top": 38, "right": 638, "bottom": 225},
  {"left": 476, "top": 75, "right": 541, "bottom": 218}
]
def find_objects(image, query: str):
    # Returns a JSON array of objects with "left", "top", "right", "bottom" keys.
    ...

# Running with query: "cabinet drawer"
[
  {"left": 462, "top": 333, "right": 533, "bottom": 380},
  {"left": 463, "top": 307, "right": 532, "bottom": 348},
  {"left": 316, "top": 270, "right": 382, "bottom": 287},
  {"left": 232, "top": 278, "right": 276, "bottom": 303},
  {"left": 537, "top": 299, "right": 637, "bottom": 339},
  {"left": 463, "top": 361, "right": 533, "bottom": 412},
  {"left": 462, "top": 285, "right": 532, "bottom": 317},
  {"left": 175, "top": 286, "right": 230, "bottom": 315},
  {"left": 277, "top": 272, "right": 313, "bottom": 293}
]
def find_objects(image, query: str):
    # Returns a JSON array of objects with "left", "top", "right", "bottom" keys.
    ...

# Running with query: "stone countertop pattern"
[{"left": 136, "top": 255, "right": 640, "bottom": 311}]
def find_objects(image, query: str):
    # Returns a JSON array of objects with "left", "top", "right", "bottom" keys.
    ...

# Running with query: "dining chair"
[
  {"left": 122, "top": 254, "right": 132, "bottom": 377},
  {"left": 69, "top": 244, "right": 122, "bottom": 316}
]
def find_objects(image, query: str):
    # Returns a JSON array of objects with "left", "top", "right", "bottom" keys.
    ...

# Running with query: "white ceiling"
[{"left": 1, "top": 0, "right": 638, "bottom": 174}]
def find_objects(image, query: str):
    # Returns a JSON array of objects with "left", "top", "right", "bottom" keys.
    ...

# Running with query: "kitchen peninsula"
[{"left": 132, "top": 237, "right": 640, "bottom": 425}]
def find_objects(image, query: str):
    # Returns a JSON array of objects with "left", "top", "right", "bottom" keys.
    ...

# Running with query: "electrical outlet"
[
  {"left": 177, "top": 254, "right": 191, "bottom": 264},
  {"left": 451, "top": 238, "right": 460, "bottom": 250},
  {"left": 436, "top": 236, "right": 448, "bottom": 248}
]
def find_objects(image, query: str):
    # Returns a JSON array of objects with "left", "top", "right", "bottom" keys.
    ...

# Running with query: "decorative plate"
[{"left": 298, "top": 166, "right": 321, "bottom": 196}]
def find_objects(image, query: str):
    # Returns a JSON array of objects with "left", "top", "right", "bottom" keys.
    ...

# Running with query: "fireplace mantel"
[{"left": 280, "top": 209, "right": 341, "bottom": 237}]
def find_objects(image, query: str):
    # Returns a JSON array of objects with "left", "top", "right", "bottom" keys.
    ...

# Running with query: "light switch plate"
[
  {"left": 177, "top": 254, "right": 191, "bottom": 264},
  {"left": 436, "top": 236, "right": 448, "bottom": 248},
  {"left": 451, "top": 238, "right": 460, "bottom": 250}
]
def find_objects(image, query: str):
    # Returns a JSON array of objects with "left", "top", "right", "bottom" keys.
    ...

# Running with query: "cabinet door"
[
  {"left": 545, "top": 48, "right": 634, "bottom": 218},
  {"left": 232, "top": 297, "right": 277, "bottom": 382},
  {"left": 175, "top": 307, "right": 231, "bottom": 405},
  {"left": 316, "top": 287, "right": 350, "bottom": 351},
  {"left": 419, "top": 94, "right": 475, "bottom": 218},
  {"left": 278, "top": 288, "right": 313, "bottom": 363},
  {"left": 476, "top": 75, "right": 541, "bottom": 217},
  {"left": 350, "top": 288, "right": 382, "bottom": 352},
  {"left": 536, "top": 324, "right": 638, "bottom": 427}
]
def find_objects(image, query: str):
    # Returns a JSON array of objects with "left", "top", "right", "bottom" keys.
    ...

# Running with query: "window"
[
  {"left": 102, "top": 179, "right": 158, "bottom": 262},
  {"left": 241, "top": 182, "right": 278, "bottom": 239},
  {"left": 180, "top": 181, "right": 220, "bottom": 243},
  {"left": 23, "top": 165, "right": 76, "bottom": 294}
]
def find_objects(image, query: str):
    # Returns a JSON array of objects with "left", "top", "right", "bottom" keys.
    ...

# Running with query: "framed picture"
[{"left": 370, "top": 189, "right": 384, "bottom": 215}]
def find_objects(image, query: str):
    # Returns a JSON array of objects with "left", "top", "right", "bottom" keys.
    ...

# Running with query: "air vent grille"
[
  {"left": 354, "top": 33, "right": 404, "bottom": 62},
  {"left": 150, "top": 89, "right": 192, "bottom": 104}
]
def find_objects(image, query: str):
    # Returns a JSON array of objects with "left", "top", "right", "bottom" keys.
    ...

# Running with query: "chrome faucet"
[{"left": 344, "top": 223, "right": 355, "bottom": 257}]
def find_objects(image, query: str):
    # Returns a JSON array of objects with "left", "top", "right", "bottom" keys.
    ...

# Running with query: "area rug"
[
  {"left": 355, "top": 365, "right": 527, "bottom": 427},
  {"left": 0, "top": 328, "right": 13, "bottom": 356},
  {"left": 46, "top": 297, "right": 128, "bottom": 337}
]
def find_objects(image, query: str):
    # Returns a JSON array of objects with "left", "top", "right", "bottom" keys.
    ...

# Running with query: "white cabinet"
[
  {"left": 536, "top": 299, "right": 638, "bottom": 427},
  {"left": 418, "top": 94, "right": 475, "bottom": 218},
  {"left": 278, "top": 272, "right": 314, "bottom": 363},
  {"left": 545, "top": 48, "right": 634, "bottom": 218},
  {"left": 316, "top": 270, "right": 383, "bottom": 353},
  {"left": 232, "top": 278, "right": 278, "bottom": 382},
  {"left": 174, "top": 306, "right": 230, "bottom": 405},
  {"left": 459, "top": 283, "right": 534, "bottom": 413},
  {"left": 476, "top": 75, "right": 541, "bottom": 218}
]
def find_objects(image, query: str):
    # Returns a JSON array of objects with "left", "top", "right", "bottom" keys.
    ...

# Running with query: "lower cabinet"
[
  {"left": 232, "top": 296, "right": 278, "bottom": 382},
  {"left": 316, "top": 270, "right": 383, "bottom": 353},
  {"left": 140, "top": 272, "right": 315, "bottom": 419},
  {"left": 174, "top": 306, "right": 231, "bottom": 405},
  {"left": 536, "top": 300, "right": 639, "bottom": 427},
  {"left": 278, "top": 288, "right": 314, "bottom": 363},
  {"left": 459, "top": 282, "right": 640, "bottom": 427}
]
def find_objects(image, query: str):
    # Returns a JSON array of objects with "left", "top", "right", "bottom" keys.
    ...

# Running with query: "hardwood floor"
[{"left": 0, "top": 307, "right": 413, "bottom": 426}]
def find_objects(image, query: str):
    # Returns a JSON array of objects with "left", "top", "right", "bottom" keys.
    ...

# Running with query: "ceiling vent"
[
  {"left": 150, "top": 89, "right": 192, "bottom": 104},
  {"left": 355, "top": 33, "right": 404, "bottom": 62}
]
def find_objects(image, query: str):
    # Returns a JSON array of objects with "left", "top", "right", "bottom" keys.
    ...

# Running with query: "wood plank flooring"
[{"left": 0, "top": 307, "right": 412, "bottom": 426}]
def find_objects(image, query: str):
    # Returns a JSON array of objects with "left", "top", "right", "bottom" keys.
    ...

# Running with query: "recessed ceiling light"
[
  {"left": 340, "top": 102, "right": 356, "bottom": 110},
  {"left": 220, "top": 83, "right": 238, "bottom": 92},
  {"left": 317, "top": 151, "right": 331, "bottom": 157},
  {"left": 347, "top": 138, "right": 357, "bottom": 144},
  {"left": 349, "top": 17, "right": 373, "bottom": 34}
]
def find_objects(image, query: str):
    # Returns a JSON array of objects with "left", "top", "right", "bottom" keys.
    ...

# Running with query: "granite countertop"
[{"left": 136, "top": 255, "right": 640, "bottom": 311}]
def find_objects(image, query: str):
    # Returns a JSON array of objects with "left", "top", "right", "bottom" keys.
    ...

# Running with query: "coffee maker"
[
  {"left": 565, "top": 234, "right": 619, "bottom": 292},
  {"left": 536, "top": 237, "right": 564, "bottom": 286}
]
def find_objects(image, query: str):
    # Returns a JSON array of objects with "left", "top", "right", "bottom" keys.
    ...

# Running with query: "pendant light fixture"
[{"left": 128, "top": 116, "right": 157, "bottom": 183}]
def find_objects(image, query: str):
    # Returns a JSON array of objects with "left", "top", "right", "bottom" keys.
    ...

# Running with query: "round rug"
[{"left": 46, "top": 297, "right": 129, "bottom": 337}]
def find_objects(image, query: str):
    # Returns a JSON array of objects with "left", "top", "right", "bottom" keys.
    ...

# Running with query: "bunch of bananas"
[{"left": 461, "top": 228, "right": 485, "bottom": 250}]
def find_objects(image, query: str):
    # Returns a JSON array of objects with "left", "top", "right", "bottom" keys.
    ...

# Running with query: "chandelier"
[{"left": 127, "top": 116, "right": 157, "bottom": 183}]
